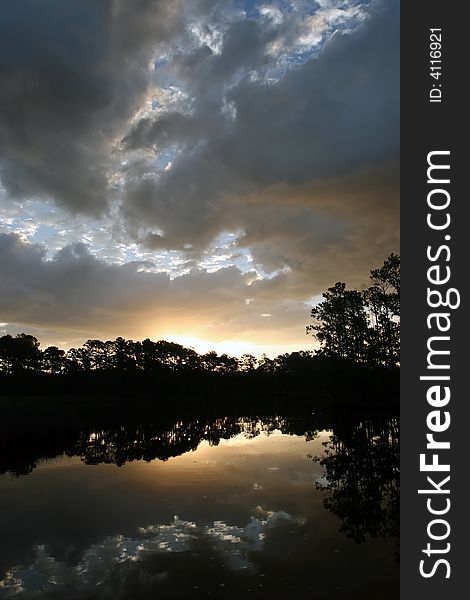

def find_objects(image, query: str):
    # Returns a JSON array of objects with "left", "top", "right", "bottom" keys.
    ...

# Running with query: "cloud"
[
  {"left": 122, "top": 0, "right": 399, "bottom": 250},
  {"left": 0, "top": 1, "right": 399, "bottom": 351},
  {"left": 0, "top": 0, "right": 184, "bottom": 215},
  {"left": 237, "top": 161, "right": 399, "bottom": 284}
]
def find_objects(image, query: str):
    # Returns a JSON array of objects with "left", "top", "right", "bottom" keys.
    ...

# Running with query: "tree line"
[{"left": 0, "top": 333, "right": 313, "bottom": 377}]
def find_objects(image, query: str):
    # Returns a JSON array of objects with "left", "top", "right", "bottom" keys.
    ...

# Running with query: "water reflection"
[
  {"left": 315, "top": 416, "right": 399, "bottom": 545},
  {"left": 74, "top": 415, "right": 322, "bottom": 467},
  {"left": 1, "top": 414, "right": 322, "bottom": 477},
  {"left": 0, "top": 411, "right": 399, "bottom": 599},
  {"left": 2, "top": 509, "right": 309, "bottom": 599}
]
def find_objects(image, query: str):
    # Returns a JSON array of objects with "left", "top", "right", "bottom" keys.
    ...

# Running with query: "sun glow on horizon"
[
  {"left": 164, "top": 334, "right": 314, "bottom": 359},
  {"left": 165, "top": 335, "right": 256, "bottom": 358}
]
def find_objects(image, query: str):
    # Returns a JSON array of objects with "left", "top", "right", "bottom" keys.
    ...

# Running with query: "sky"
[{"left": 0, "top": 0, "right": 399, "bottom": 357}]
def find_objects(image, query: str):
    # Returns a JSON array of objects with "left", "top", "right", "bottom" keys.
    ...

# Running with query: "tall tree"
[
  {"left": 364, "top": 254, "right": 400, "bottom": 366},
  {"left": 307, "top": 254, "right": 400, "bottom": 367},
  {"left": 0, "top": 333, "right": 41, "bottom": 374},
  {"left": 42, "top": 346, "right": 66, "bottom": 374},
  {"left": 307, "top": 282, "right": 369, "bottom": 363}
]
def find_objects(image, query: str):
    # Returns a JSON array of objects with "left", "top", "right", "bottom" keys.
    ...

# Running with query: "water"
[{"left": 0, "top": 413, "right": 399, "bottom": 599}]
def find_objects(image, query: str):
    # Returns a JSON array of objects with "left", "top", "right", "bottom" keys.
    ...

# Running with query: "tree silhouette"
[
  {"left": 112, "top": 337, "right": 138, "bottom": 371},
  {"left": 307, "top": 254, "right": 400, "bottom": 367},
  {"left": 42, "top": 346, "right": 66, "bottom": 374},
  {"left": 0, "top": 333, "right": 41, "bottom": 374},
  {"left": 364, "top": 253, "right": 400, "bottom": 367},
  {"left": 238, "top": 353, "right": 258, "bottom": 372},
  {"left": 308, "top": 283, "right": 369, "bottom": 363}
]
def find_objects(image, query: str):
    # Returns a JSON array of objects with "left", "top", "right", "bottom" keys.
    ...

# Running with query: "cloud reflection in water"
[{"left": 0, "top": 509, "right": 305, "bottom": 598}]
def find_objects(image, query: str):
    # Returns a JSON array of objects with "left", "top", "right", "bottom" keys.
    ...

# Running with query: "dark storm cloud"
[
  {"left": 123, "top": 0, "right": 399, "bottom": 250},
  {"left": 0, "top": 0, "right": 398, "bottom": 246},
  {"left": 0, "top": 0, "right": 183, "bottom": 214},
  {"left": 236, "top": 162, "right": 399, "bottom": 283}
]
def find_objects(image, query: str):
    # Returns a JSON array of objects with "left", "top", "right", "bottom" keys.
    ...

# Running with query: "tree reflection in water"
[
  {"left": 313, "top": 415, "right": 399, "bottom": 549},
  {"left": 72, "top": 415, "right": 321, "bottom": 467}
]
